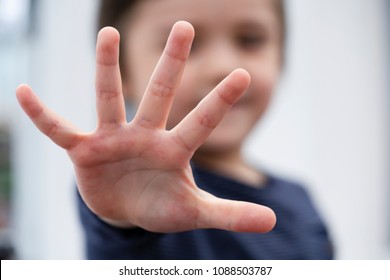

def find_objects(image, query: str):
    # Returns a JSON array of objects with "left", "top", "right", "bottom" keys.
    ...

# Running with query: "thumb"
[{"left": 197, "top": 194, "right": 276, "bottom": 233}]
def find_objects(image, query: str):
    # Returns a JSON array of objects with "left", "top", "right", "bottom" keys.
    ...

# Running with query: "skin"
[
  {"left": 123, "top": 0, "right": 282, "bottom": 185},
  {"left": 16, "top": 0, "right": 282, "bottom": 233}
]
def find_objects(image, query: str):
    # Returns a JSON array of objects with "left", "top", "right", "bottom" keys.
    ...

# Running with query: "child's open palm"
[{"left": 16, "top": 21, "right": 275, "bottom": 233}]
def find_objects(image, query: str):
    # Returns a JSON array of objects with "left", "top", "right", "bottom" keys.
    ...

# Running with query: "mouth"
[
  {"left": 232, "top": 89, "right": 252, "bottom": 107},
  {"left": 231, "top": 97, "right": 250, "bottom": 109}
]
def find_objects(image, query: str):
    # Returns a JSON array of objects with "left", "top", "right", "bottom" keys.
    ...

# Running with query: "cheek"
[
  {"left": 166, "top": 81, "right": 197, "bottom": 129},
  {"left": 124, "top": 45, "right": 162, "bottom": 104},
  {"left": 249, "top": 66, "right": 280, "bottom": 113},
  {"left": 165, "top": 65, "right": 279, "bottom": 131},
  {"left": 124, "top": 63, "right": 151, "bottom": 104},
  {"left": 167, "top": 70, "right": 198, "bottom": 129}
]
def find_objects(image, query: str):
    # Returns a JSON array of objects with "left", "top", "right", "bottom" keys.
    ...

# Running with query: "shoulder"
[
  {"left": 265, "top": 172, "right": 310, "bottom": 197},
  {"left": 265, "top": 173, "right": 330, "bottom": 234},
  {"left": 263, "top": 173, "right": 320, "bottom": 217}
]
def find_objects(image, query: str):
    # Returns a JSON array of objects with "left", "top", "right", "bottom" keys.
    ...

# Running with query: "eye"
[{"left": 236, "top": 33, "right": 266, "bottom": 50}]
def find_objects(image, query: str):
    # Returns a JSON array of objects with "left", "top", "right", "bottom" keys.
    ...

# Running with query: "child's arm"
[{"left": 16, "top": 21, "right": 275, "bottom": 233}]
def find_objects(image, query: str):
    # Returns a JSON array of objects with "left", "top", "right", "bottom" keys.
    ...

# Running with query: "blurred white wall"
[
  {"left": 8, "top": 0, "right": 390, "bottom": 259},
  {"left": 11, "top": 0, "right": 97, "bottom": 259},
  {"left": 245, "top": 0, "right": 390, "bottom": 259}
]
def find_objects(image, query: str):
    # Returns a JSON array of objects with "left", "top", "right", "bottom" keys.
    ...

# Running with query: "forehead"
[{"left": 129, "top": 0, "right": 280, "bottom": 31}]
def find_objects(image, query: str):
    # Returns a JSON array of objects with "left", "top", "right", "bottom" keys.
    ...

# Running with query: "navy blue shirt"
[{"left": 78, "top": 165, "right": 333, "bottom": 259}]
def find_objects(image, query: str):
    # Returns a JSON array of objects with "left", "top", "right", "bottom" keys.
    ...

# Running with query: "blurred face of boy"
[{"left": 123, "top": 0, "right": 282, "bottom": 156}]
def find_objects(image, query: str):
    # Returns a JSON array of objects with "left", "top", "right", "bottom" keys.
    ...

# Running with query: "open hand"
[{"left": 16, "top": 21, "right": 276, "bottom": 233}]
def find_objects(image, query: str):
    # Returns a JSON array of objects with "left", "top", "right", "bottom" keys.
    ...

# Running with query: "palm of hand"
[
  {"left": 70, "top": 122, "right": 205, "bottom": 232},
  {"left": 16, "top": 21, "right": 275, "bottom": 233}
]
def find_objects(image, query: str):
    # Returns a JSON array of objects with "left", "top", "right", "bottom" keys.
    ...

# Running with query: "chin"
[{"left": 198, "top": 133, "right": 244, "bottom": 155}]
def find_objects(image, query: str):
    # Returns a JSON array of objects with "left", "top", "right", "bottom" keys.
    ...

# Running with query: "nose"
[{"left": 199, "top": 40, "right": 242, "bottom": 87}]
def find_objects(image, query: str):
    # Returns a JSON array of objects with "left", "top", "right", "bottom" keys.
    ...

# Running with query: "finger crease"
[
  {"left": 197, "top": 111, "right": 217, "bottom": 129},
  {"left": 165, "top": 48, "right": 187, "bottom": 63},
  {"left": 29, "top": 105, "right": 44, "bottom": 120},
  {"left": 134, "top": 116, "right": 158, "bottom": 129},
  {"left": 172, "top": 132, "right": 192, "bottom": 152},
  {"left": 149, "top": 82, "right": 174, "bottom": 98},
  {"left": 97, "top": 90, "right": 120, "bottom": 101},
  {"left": 217, "top": 88, "right": 236, "bottom": 106},
  {"left": 46, "top": 121, "right": 59, "bottom": 139}
]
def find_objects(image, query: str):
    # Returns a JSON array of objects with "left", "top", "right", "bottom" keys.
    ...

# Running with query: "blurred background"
[{"left": 0, "top": 0, "right": 389, "bottom": 259}]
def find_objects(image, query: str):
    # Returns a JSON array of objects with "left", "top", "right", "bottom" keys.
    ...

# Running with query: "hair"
[
  {"left": 97, "top": 0, "right": 286, "bottom": 79},
  {"left": 97, "top": 0, "right": 138, "bottom": 35}
]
